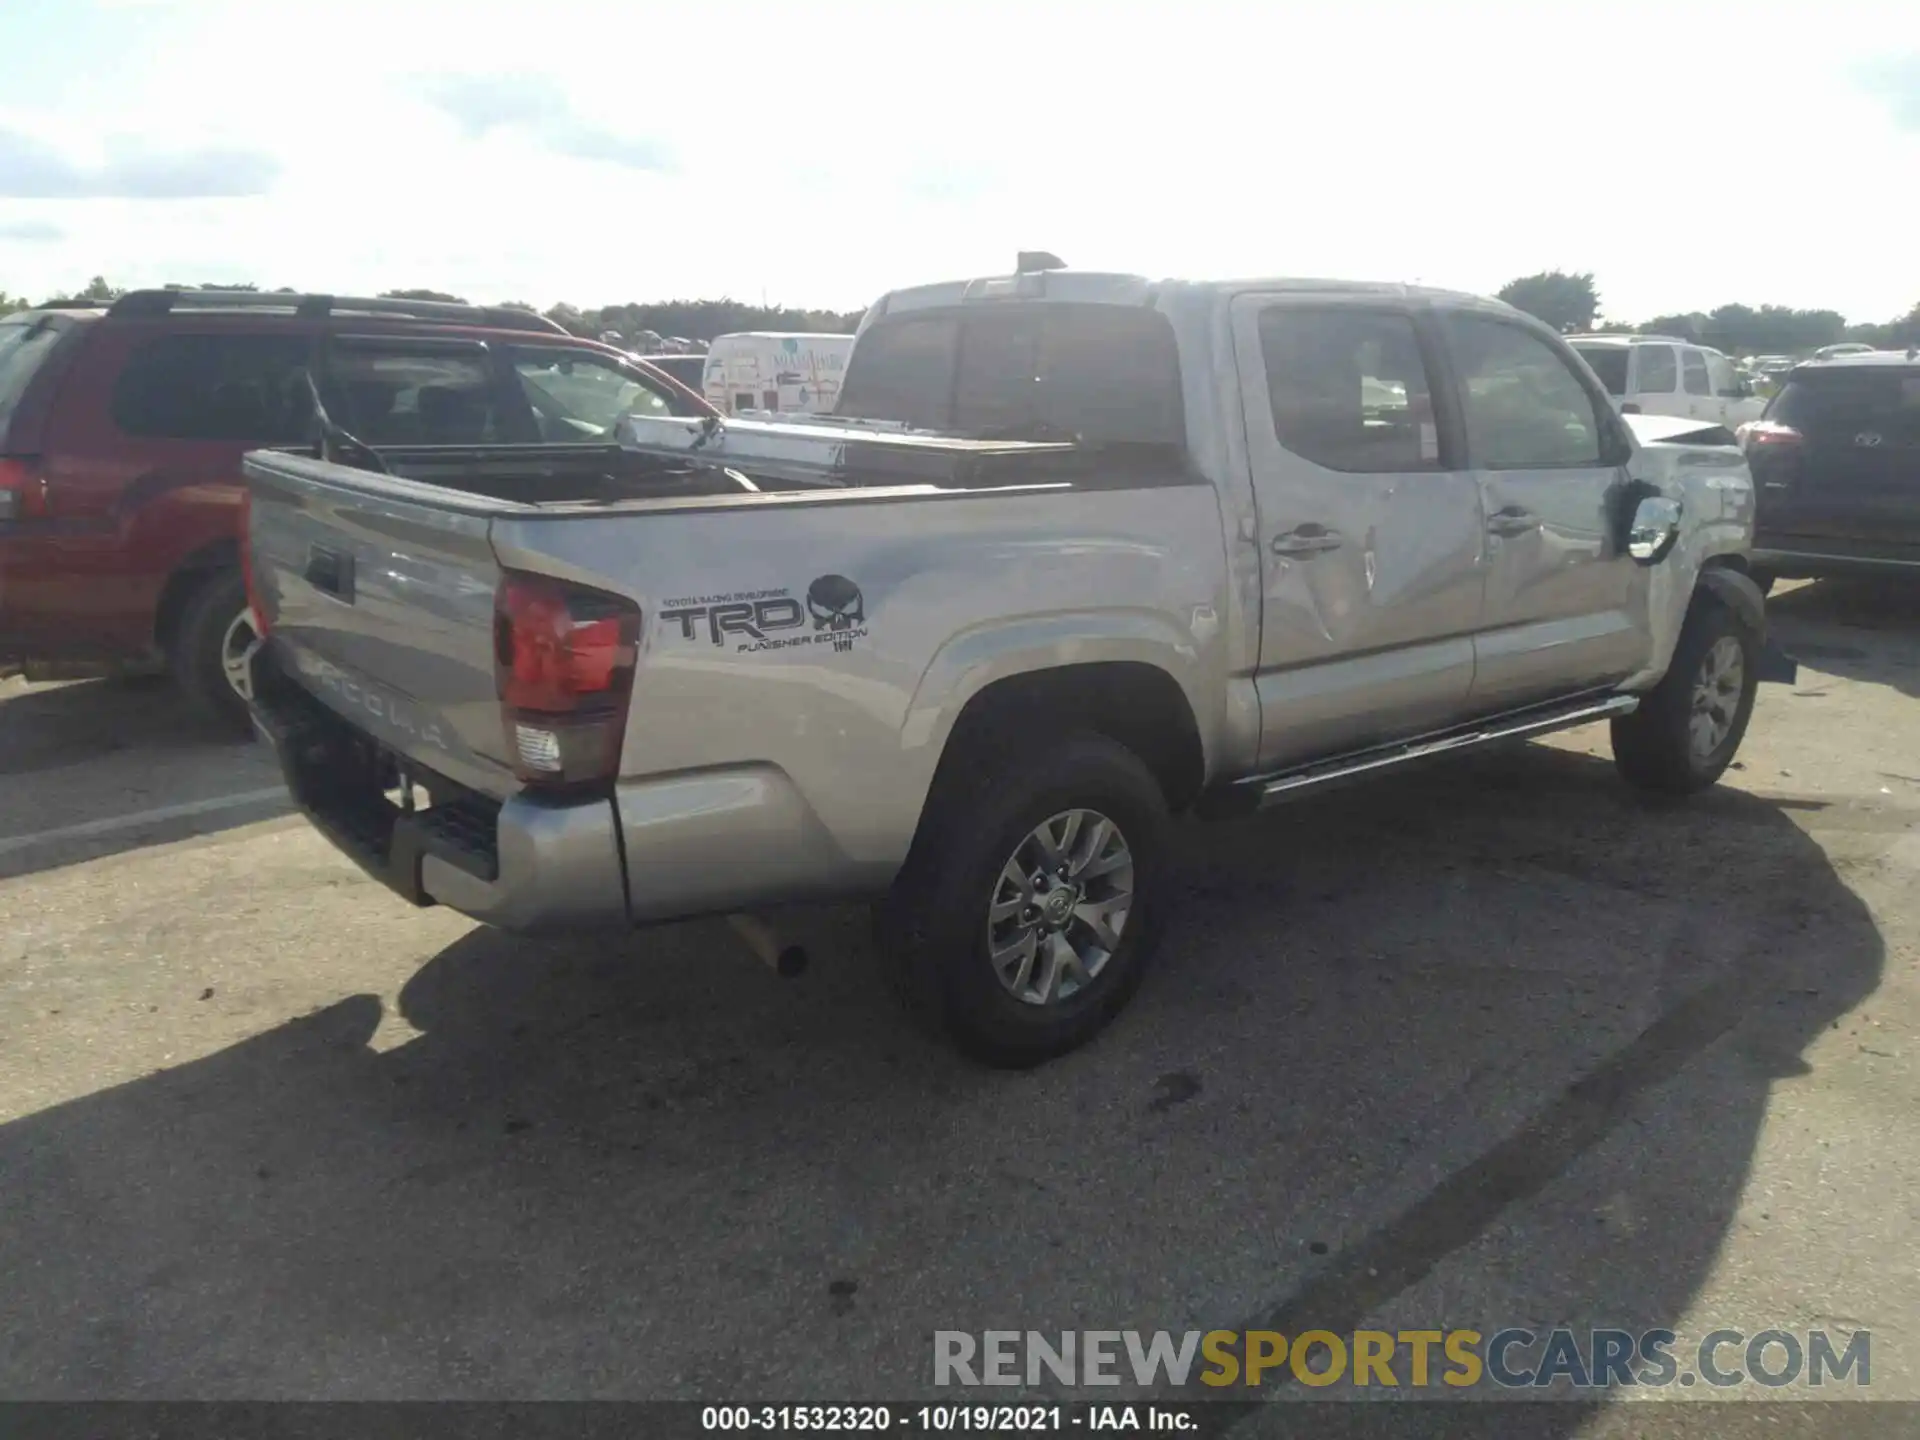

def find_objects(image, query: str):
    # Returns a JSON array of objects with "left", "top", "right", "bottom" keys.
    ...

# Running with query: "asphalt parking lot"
[{"left": 3, "top": 581, "right": 1918, "bottom": 1430}]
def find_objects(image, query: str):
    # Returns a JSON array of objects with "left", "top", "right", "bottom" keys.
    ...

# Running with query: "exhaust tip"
[{"left": 727, "top": 913, "right": 809, "bottom": 979}]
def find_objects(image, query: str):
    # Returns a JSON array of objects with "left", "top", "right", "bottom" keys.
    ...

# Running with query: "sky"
[{"left": 1, "top": 0, "right": 1917, "bottom": 322}]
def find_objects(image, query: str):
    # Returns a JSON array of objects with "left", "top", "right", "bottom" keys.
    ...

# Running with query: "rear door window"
[
  {"left": 0, "top": 320, "right": 64, "bottom": 442},
  {"left": 1635, "top": 344, "right": 1677, "bottom": 394},
  {"left": 324, "top": 342, "right": 508, "bottom": 445},
  {"left": 1258, "top": 306, "right": 1442, "bottom": 472},
  {"left": 110, "top": 332, "right": 316, "bottom": 443},
  {"left": 1682, "top": 349, "right": 1712, "bottom": 396}
]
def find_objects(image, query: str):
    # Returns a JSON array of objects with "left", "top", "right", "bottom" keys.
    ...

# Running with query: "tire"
[
  {"left": 1611, "top": 594, "right": 1760, "bottom": 795},
  {"left": 168, "top": 567, "right": 258, "bottom": 736},
  {"left": 879, "top": 732, "right": 1171, "bottom": 1067}
]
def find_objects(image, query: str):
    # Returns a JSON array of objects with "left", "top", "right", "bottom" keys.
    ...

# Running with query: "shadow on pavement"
[
  {"left": 0, "top": 747, "right": 1886, "bottom": 1418},
  {"left": 0, "top": 676, "right": 282, "bottom": 883},
  {"left": 0, "top": 675, "right": 244, "bottom": 776},
  {"left": 1769, "top": 578, "right": 1920, "bottom": 700}
]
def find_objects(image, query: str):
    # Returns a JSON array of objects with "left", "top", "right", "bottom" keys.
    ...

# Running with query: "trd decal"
[{"left": 659, "top": 578, "right": 869, "bottom": 654}]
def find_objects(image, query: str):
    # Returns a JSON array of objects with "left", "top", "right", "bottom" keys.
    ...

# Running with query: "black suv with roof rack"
[
  {"left": 0, "top": 288, "right": 712, "bottom": 728},
  {"left": 1741, "top": 350, "right": 1920, "bottom": 591}
]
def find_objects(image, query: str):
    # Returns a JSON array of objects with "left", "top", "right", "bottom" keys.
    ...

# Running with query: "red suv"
[{"left": 0, "top": 289, "right": 712, "bottom": 728}]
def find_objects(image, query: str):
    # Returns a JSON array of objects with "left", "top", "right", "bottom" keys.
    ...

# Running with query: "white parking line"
[{"left": 0, "top": 786, "right": 290, "bottom": 858}]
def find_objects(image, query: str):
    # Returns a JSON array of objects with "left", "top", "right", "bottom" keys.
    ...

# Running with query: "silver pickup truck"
[{"left": 241, "top": 264, "right": 1766, "bottom": 1065}]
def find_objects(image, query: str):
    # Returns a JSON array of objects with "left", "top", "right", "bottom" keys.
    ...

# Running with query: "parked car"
[
  {"left": 702, "top": 331, "right": 852, "bottom": 415},
  {"left": 640, "top": 353, "right": 707, "bottom": 390},
  {"left": 1568, "top": 334, "right": 1766, "bottom": 428},
  {"left": 240, "top": 262, "right": 1766, "bottom": 1065},
  {"left": 1738, "top": 351, "right": 1920, "bottom": 590},
  {"left": 1812, "top": 342, "right": 1877, "bottom": 361},
  {"left": 0, "top": 289, "right": 711, "bottom": 728}
]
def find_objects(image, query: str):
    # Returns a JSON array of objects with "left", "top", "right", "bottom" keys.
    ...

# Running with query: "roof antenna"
[{"left": 1016, "top": 251, "right": 1066, "bottom": 274}]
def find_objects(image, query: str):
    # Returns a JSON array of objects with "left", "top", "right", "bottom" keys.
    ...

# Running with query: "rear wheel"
[
  {"left": 1611, "top": 594, "right": 1759, "bottom": 794},
  {"left": 168, "top": 568, "right": 258, "bottom": 735},
  {"left": 879, "top": 732, "right": 1170, "bottom": 1067}
]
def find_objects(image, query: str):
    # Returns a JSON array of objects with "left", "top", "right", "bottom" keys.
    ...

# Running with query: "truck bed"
[{"left": 241, "top": 418, "right": 1209, "bottom": 810}]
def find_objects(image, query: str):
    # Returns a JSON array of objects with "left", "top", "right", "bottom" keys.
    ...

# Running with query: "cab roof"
[{"left": 866, "top": 268, "right": 1512, "bottom": 323}]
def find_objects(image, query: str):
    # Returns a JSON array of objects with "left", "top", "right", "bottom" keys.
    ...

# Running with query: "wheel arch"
[
  {"left": 153, "top": 538, "right": 240, "bottom": 655},
  {"left": 922, "top": 660, "right": 1207, "bottom": 819},
  {"left": 1695, "top": 559, "right": 1768, "bottom": 643}
]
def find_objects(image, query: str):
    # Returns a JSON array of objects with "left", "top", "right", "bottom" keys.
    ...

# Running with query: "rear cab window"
[
  {"left": 838, "top": 303, "right": 1183, "bottom": 445},
  {"left": 836, "top": 316, "right": 960, "bottom": 431},
  {"left": 0, "top": 317, "right": 67, "bottom": 445}
]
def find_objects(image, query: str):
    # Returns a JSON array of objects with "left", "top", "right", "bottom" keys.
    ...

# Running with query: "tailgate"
[{"left": 244, "top": 450, "right": 516, "bottom": 797}]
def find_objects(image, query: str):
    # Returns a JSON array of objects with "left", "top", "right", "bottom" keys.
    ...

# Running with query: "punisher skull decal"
[{"left": 806, "top": 574, "right": 866, "bottom": 652}]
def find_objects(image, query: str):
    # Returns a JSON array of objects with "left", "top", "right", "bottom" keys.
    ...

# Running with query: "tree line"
[
  {"left": 1494, "top": 270, "right": 1920, "bottom": 355},
  {"left": 7, "top": 272, "right": 1916, "bottom": 357}
]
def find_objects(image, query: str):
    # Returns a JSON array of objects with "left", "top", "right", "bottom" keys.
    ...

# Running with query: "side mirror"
[{"left": 1628, "top": 496, "right": 1683, "bottom": 564}]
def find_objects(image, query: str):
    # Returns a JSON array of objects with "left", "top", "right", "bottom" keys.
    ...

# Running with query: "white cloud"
[{"left": 4, "top": 0, "right": 1917, "bottom": 319}]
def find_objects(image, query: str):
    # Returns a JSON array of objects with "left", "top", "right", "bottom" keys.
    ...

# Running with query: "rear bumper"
[{"left": 249, "top": 655, "right": 628, "bottom": 933}]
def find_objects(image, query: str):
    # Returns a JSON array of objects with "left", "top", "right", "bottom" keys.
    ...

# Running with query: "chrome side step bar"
[{"left": 1226, "top": 693, "right": 1640, "bottom": 813}]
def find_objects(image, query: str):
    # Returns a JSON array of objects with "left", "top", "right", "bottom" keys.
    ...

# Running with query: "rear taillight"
[
  {"left": 0, "top": 456, "right": 49, "bottom": 521},
  {"left": 1739, "top": 421, "right": 1803, "bottom": 453},
  {"left": 238, "top": 488, "right": 271, "bottom": 638},
  {"left": 493, "top": 572, "right": 641, "bottom": 789}
]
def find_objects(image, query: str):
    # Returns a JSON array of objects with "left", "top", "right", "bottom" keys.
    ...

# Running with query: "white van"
[
  {"left": 1567, "top": 334, "right": 1766, "bottom": 429},
  {"left": 703, "top": 332, "right": 853, "bottom": 416}
]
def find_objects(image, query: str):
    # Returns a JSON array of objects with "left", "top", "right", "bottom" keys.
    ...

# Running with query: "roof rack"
[
  {"left": 1567, "top": 332, "right": 1694, "bottom": 345},
  {"left": 104, "top": 288, "right": 572, "bottom": 337}
]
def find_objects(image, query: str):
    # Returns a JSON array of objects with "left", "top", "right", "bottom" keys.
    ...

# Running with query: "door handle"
[
  {"left": 1271, "top": 526, "right": 1344, "bottom": 556},
  {"left": 1486, "top": 507, "right": 1539, "bottom": 537}
]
